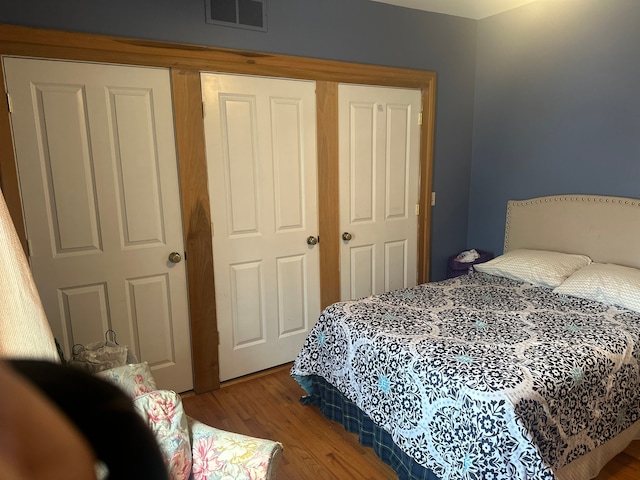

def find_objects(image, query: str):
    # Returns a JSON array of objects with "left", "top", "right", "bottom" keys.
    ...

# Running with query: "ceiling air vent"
[{"left": 206, "top": 0, "right": 267, "bottom": 32}]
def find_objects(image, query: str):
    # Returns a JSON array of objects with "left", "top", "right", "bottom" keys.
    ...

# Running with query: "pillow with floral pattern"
[
  {"left": 96, "top": 362, "right": 157, "bottom": 399},
  {"left": 134, "top": 390, "right": 192, "bottom": 480}
]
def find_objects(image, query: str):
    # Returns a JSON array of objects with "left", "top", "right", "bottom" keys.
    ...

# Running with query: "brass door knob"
[
  {"left": 168, "top": 252, "right": 182, "bottom": 263},
  {"left": 342, "top": 232, "right": 353, "bottom": 241},
  {"left": 306, "top": 236, "right": 318, "bottom": 246}
]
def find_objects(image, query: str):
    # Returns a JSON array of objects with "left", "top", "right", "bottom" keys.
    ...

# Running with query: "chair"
[{"left": 98, "top": 361, "right": 283, "bottom": 480}]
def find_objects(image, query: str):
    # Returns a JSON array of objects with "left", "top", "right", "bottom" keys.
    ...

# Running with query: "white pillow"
[
  {"left": 553, "top": 263, "right": 640, "bottom": 313},
  {"left": 474, "top": 249, "right": 592, "bottom": 288}
]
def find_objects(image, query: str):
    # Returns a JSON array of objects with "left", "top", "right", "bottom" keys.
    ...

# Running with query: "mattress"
[{"left": 291, "top": 272, "right": 640, "bottom": 479}]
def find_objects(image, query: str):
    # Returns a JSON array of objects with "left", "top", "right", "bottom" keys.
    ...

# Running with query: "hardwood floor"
[{"left": 181, "top": 364, "right": 640, "bottom": 480}]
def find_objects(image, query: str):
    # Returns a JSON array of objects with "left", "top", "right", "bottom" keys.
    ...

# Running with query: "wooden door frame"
[{"left": 0, "top": 24, "right": 436, "bottom": 393}]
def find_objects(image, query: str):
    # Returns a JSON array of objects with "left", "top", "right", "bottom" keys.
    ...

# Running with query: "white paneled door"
[
  {"left": 201, "top": 73, "right": 320, "bottom": 381},
  {"left": 4, "top": 57, "right": 193, "bottom": 392},
  {"left": 338, "top": 84, "right": 421, "bottom": 300}
]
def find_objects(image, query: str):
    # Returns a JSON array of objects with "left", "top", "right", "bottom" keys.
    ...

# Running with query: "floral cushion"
[
  {"left": 134, "top": 390, "right": 192, "bottom": 480},
  {"left": 96, "top": 362, "right": 156, "bottom": 398},
  {"left": 189, "top": 418, "right": 282, "bottom": 480}
]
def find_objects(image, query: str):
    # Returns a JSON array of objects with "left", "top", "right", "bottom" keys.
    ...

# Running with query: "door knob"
[
  {"left": 168, "top": 252, "right": 182, "bottom": 263},
  {"left": 342, "top": 232, "right": 353, "bottom": 241},
  {"left": 306, "top": 236, "right": 318, "bottom": 246}
]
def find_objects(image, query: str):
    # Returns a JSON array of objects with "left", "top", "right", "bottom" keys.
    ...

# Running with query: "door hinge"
[
  {"left": 6, "top": 93, "right": 13, "bottom": 113},
  {"left": 415, "top": 203, "right": 419, "bottom": 216},
  {"left": 27, "top": 238, "right": 33, "bottom": 257},
  {"left": 202, "top": 101, "right": 205, "bottom": 118},
  {"left": 418, "top": 111, "right": 423, "bottom": 125}
]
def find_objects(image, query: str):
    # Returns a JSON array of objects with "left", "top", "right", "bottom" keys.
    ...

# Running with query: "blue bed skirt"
[{"left": 301, "top": 375, "right": 440, "bottom": 480}]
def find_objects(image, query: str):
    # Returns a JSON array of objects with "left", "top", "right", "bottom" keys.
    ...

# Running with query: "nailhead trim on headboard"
[{"left": 504, "top": 194, "right": 640, "bottom": 254}]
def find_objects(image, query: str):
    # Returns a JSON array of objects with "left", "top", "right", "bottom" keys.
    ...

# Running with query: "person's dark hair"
[{"left": 9, "top": 360, "right": 168, "bottom": 480}]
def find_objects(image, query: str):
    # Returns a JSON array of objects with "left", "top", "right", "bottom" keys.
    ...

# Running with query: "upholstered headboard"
[{"left": 504, "top": 194, "right": 640, "bottom": 269}]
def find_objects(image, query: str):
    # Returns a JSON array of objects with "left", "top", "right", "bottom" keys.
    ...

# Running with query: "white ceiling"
[{"left": 370, "top": 0, "right": 539, "bottom": 19}]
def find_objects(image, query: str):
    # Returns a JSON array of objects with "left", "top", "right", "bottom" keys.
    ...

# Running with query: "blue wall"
[
  {"left": 469, "top": 0, "right": 640, "bottom": 257},
  {"left": 0, "top": 0, "right": 477, "bottom": 281},
  {"left": 4, "top": 0, "right": 639, "bottom": 279}
]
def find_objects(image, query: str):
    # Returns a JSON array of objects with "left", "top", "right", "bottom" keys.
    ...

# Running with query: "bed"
[{"left": 291, "top": 194, "right": 640, "bottom": 480}]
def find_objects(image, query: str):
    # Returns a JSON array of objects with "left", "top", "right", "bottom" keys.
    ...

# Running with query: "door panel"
[
  {"left": 385, "top": 240, "right": 408, "bottom": 292},
  {"left": 351, "top": 244, "right": 375, "bottom": 300},
  {"left": 349, "top": 103, "right": 375, "bottom": 223},
  {"left": 111, "top": 87, "right": 166, "bottom": 245},
  {"left": 230, "top": 261, "right": 264, "bottom": 347},
  {"left": 4, "top": 57, "right": 193, "bottom": 392},
  {"left": 277, "top": 254, "right": 307, "bottom": 335},
  {"left": 60, "top": 284, "right": 110, "bottom": 345},
  {"left": 38, "top": 84, "right": 102, "bottom": 253},
  {"left": 339, "top": 84, "right": 421, "bottom": 300},
  {"left": 127, "top": 274, "right": 174, "bottom": 364},
  {"left": 202, "top": 73, "right": 319, "bottom": 381}
]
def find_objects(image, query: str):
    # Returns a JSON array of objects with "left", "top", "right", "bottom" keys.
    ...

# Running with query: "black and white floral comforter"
[{"left": 291, "top": 273, "right": 640, "bottom": 479}]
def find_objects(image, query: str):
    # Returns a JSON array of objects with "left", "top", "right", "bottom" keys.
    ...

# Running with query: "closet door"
[
  {"left": 3, "top": 57, "right": 193, "bottom": 392},
  {"left": 338, "top": 84, "right": 421, "bottom": 300},
  {"left": 201, "top": 73, "right": 320, "bottom": 381}
]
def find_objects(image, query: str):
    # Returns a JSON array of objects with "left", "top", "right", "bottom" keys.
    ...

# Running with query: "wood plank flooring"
[{"left": 181, "top": 364, "right": 640, "bottom": 480}]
